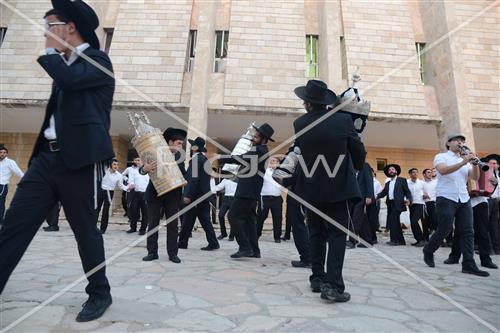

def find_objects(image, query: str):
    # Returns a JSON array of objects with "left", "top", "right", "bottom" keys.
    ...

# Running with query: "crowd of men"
[{"left": 0, "top": 0, "right": 498, "bottom": 323}]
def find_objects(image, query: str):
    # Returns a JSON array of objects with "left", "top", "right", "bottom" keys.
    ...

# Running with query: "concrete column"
[
  {"left": 419, "top": 0, "right": 475, "bottom": 151},
  {"left": 186, "top": 0, "right": 217, "bottom": 142},
  {"left": 317, "top": 0, "right": 344, "bottom": 93}
]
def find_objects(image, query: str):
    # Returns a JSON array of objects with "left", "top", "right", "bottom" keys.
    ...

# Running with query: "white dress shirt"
[
  {"left": 210, "top": 178, "right": 217, "bottom": 194},
  {"left": 434, "top": 150, "right": 472, "bottom": 203},
  {"left": 388, "top": 178, "right": 396, "bottom": 200},
  {"left": 407, "top": 179, "right": 425, "bottom": 204},
  {"left": 491, "top": 171, "right": 500, "bottom": 199},
  {"left": 44, "top": 43, "right": 90, "bottom": 140},
  {"left": 0, "top": 157, "right": 24, "bottom": 185},
  {"left": 373, "top": 178, "right": 382, "bottom": 197},
  {"left": 214, "top": 178, "right": 238, "bottom": 197},
  {"left": 260, "top": 168, "right": 282, "bottom": 196},
  {"left": 101, "top": 170, "right": 127, "bottom": 191},
  {"left": 423, "top": 179, "right": 437, "bottom": 202},
  {"left": 470, "top": 196, "right": 488, "bottom": 208},
  {"left": 128, "top": 167, "right": 150, "bottom": 193}
]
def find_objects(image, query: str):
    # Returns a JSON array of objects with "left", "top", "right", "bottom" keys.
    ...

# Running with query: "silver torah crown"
[
  {"left": 127, "top": 112, "right": 156, "bottom": 137},
  {"left": 272, "top": 146, "right": 301, "bottom": 182},
  {"left": 337, "top": 74, "right": 371, "bottom": 116}
]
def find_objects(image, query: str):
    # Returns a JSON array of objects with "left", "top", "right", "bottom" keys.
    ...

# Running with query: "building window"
[
  {"left": 103, "top": 28, "right": 114, "bottom": 54},
  {"left": 376, "top": 158, "right": 387, "bottom": 172},
  {"left": 340, "top": 36, "right": 348, "bottom": 80},
  {"left": 214, "top": 30, "right": 229, "bottom": 73},
  {"left": 185, "top": 30, "right": 197, "bottom": 72},
  {"left": 416, "top": 42, "right": 427, "bottom": 84},
  {"left": 0, "top": 27, "right": 7, "bottom": 47},
  {"left": 306, "top": 35, "right": 318, "bottom": 78}
]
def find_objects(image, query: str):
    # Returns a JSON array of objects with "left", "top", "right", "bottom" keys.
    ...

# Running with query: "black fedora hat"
[
  {"left": 51, "top": 0, "right": 100, "bottom": 49},
  {"left": 294, "top": 80, "right": 337, "bottom": 105},
  {"left": 188, "top": 137, "right": 207, "bottom": 153},
  {"left": 163, "top": 128, "right": 187, "bottom": 142},
  {"left": 383, "top": 164, "right": 401, "bottom": 177},
  {"left": 253, "top": 123, "right": 275, "bottom": 142},
  {"left": 481, "top": 154, "right": 500, "bottom": 164}
]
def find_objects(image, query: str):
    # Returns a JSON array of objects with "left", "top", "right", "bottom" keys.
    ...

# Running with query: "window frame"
[
  {"left": 306, "top": 34, "right": 319, "bottom": 78},
  {"left": 214, "top": 30, "right": 229, "bottom": 73}
]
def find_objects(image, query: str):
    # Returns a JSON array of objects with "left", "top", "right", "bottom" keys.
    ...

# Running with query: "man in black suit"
[
  {"left": 376, "top": 164, "right": 412, "bottom": 245},
  {"left": 347, "top": 162, "right": 374, "bottom": 248},
  {"left": 178, "top": 137, "right": 219, "bottom": 250},
  {"left": 0, "top": 0, "right": 113, "bottom": 322},
  {"left": 141, "top": 128, "right": 187, "bottom": 263},
  {"left": 293, "top": 80, "right": 366, "bottom": 303},
  {"left": 219, "top": 123, "right": 275, "bottom": 259}
]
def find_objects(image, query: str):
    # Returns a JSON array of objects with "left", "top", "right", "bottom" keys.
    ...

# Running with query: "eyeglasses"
[{"left": 45, "top": 22, "right": 67, "bottom": 30}]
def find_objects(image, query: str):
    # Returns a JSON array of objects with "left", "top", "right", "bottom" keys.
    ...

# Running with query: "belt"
[{"left": 44, "top": 140, "right": 60, "bottom": 152}]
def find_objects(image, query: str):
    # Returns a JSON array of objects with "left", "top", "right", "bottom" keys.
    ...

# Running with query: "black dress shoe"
[
  {"left": 423, "top": 249, "right": 435, "bottom": 267},
  {"left": 462, "top": 264, "right": 490, "bottom": 277},
  {"left": 228, "top": 236, "right": 234, "bottom": 241},
  {"left": 142, "top": 253, "right": 159, "bottom": 261},
  {"left": 275, "top": 239, "right": 281, "bottom": 243},
  {"left": 43, "top": 225, "right": 59, "bottom": 232},
  {"left": 217, "top": 234, "right": 227, "bottom": 240},
  {"left": 320, "top": 286, "right": 351, "bottom": 303},
  {"left": 201, "top": 245, "right": 219, "bottom": 251},
  {"left": 251, "top": 252, "right": 261, "bottom": 258},
  {"left": 310, "top": 278, "right": 322, "bottom": 293},
  {"left": 230, "top": 250, "right": 254, "bottom": 258},
  {"left": 481, "top": 260, "right": 498, "bottom": 269},
  {"left": 76, "top": 295, "right": 112, "bottom": 322},
  {"left": 291, "top": 260, "right": 311, "bottom": 268},
  {"left": 386, "top": 241, "right": 404, "bottom": 246},
  {"left": 346, "top": 241, "right": 356, "bottom": 249},
  {"left": 357, "top": 243, "right": 368, "bottom": 248},
  {"left": 169, "top": 255, "right": 181, "bottom": 264},
  {"left": 414, "top": 240, "right": 426, "bottom": 247},
  {"left": 444, "top": 257, "right": 459, "bottom": 265},
  {"left": 281, "top": 236, "right": 290, "bottom": 241},
  {"left": 138, "top": 230, "right": 146, "bottom": 236},
  {"left": 126, "top": 229, "right": 136, "bottom": 234},
  {"left": 178, "top": 243, "right": 188, "bottom": 249}
]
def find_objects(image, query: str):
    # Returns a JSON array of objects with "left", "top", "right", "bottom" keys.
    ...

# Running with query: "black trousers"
[
  {"left": 209, "top": 194, "right": 217, "bottom": 225},
  {"left": 228, "top": 197, "right": 259, "bottom": 254},
  {"left": 257, "top": 195, "right": 283, "bottom": 240},
  {"left": 129, "top": 191, "right": 148, "bottom": 232},
  {"left": 0, "top": 151, "right": 110, "bottom": 298},
  {"left": 218, "top": 196, "right": 234, "bottom": 237},
  {"left": 146, "top": 191, "right": 180, "bottom": 257},
  {"left": 178, "top": 200, "right": 219, "bottom": 248},
  {"left": 46, "top": 202, "right": 61, "bottom": 227},
  {"left": 96, "top": 189, "right": 114, "bottom": 233},
  {"left": 367, "top": 200, "right": 380, "bottom": 243},
  {"left": 448, "top": 202, "right": 492, "bottom": 263},
  {"left": 0, "top": 184, "right": 8, "bottom": 225},
  {"left": 121, "top": 190, "right": 128, "bottom": 216},
  {"left": 283, "top": 213, "right": 291, "bottom": 239},
  {"left": 409, "top": 203, "right": 426, "bottom": 242},
  {"left": 349, "top": 200, "right": 372, "bottom": 244},
  {"left": 387, "top": 200, "right": 405, "bottom": 244},
  {"left": 287, "top": 198, "right": 310, "bottom": 262},
  {"left": 487, "top": 198, "right": 500, "bottom": 251},
  {"left": 308, "top": 200, "right": 349, "bottom": 293},
  {"left": 424, "top": 197, "right": 475, "bottom": 266},
  {"left": 425, "top": 201, "right": 437, "bottom": 232}
]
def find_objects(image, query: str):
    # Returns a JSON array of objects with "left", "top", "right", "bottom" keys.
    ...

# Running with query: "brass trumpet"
[{"left": 460, "top": 146, "right": 489, "bottom": 171}]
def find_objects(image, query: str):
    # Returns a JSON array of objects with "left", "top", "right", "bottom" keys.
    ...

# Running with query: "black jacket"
[
  {"left": 377, "top": 177, "right": 413, "bottom": 212},
  {"left": 293, "top": 109, "right": 366, "bottom": 203},
  {"left": 144, "top": 151, "right": 187, "bottom": 202},
  {"left": 219, "top": 144, "right": 268, "bottom": 201},
  {"left": 31, "top": 47, "right": 115, "bottom": 169},
  {"left": 183, "top": 153, "right": 211, "bottom": 201},
  {"left": 358, "top": 163, "right": 374, "bottom": 199}
]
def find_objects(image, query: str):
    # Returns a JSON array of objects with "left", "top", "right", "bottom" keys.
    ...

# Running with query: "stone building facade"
[{"left": 0, "top": 0, "right": 498, "bottom": 206}]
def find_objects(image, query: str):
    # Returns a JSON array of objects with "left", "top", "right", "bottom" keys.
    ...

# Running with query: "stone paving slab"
[{"left": 0, "top": 219, "right": 499, "bottom": 333}]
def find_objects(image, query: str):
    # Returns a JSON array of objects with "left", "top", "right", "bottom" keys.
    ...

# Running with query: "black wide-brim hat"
[
  {"left": 253, "top": 123, "right": 275, "bottom": 142},
  {"left": 52, "top": 0, "right": 100, "bottom": 49},
  {"left": 481, "top": 154, "right": 500, "bottom": 164},
  {"left": 294, "top": 80, "right": 338, "bottom": 105},
  {"left": 188, "top": 137, "right": 207, "bottom": 153},
  {"left": 384, "top": 164, "right": 401, "bottom": 177},
  {"left": 163, "top": 128, "right": 187, "bottom": 142}
]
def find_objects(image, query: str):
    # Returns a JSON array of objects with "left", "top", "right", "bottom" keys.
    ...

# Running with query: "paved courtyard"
[{"left": 0, "top": 217, "right": 499, "bottom": 333}]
